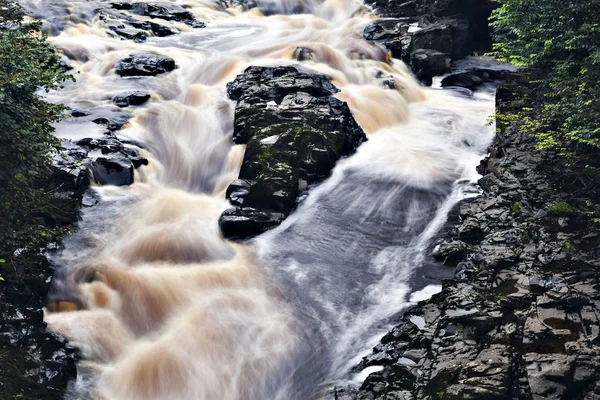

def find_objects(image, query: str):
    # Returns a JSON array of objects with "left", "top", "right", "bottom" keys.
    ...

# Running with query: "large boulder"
[
  {"left": 410, "top": 48, "right": 449, "bottom": 85},
  {"left": 115, "top": 53, "right": 176, "bottom": 77},
  {"left": 219, "top": 66, "right": 366, "bottom": 239}
]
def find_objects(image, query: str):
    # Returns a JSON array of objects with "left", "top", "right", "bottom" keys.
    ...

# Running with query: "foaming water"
[{"left": 29, "top": 0, "right": 496, "bottom": 398}]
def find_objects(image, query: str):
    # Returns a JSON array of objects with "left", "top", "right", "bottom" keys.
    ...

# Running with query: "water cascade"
[{"left": 25, "top": 0, "right": 496, "bottom": 398}]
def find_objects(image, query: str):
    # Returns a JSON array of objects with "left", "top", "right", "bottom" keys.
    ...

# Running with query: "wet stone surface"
[{"left": 219, "top": 66, "right": 366, "bottom": 239}]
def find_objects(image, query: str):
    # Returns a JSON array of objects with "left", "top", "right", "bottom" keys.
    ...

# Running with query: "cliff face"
[{"left": 335, "top": 73, "right": 600, "bottom": 400}]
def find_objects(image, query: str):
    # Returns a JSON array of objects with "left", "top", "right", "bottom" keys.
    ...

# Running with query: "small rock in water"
[
  {"left": 116, "top": 53, "right": 176, "bottom": 77},
  {"left": 112, "top": 91, "right": 151, "bottom": 107}
]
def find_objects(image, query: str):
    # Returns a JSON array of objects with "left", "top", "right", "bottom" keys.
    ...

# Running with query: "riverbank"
[
  {"left": 0, "top": 174, "right": 79, "bottom": 399},
  {"left": 336, "top": 73, "right": 600, "bottom": 399}
]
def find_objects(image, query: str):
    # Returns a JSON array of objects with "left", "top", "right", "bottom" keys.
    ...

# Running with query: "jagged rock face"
[
  {"left": 115, "top": 53, "right": 176, "bottom": 77},
  {"left": 339, "top": 73, "right": 600, "bottom": 400},
  {"left": 96, "top": 1, "right": 206, "bottom": 43},
  {"left": 219, "top": 66, "right": 366, "bottom": 238},
  {"left": 364, "top": 0, "right": 496, "bottom": 84},
  {"left": 110, "top": 1, "right": 206, "bottom": 28}
]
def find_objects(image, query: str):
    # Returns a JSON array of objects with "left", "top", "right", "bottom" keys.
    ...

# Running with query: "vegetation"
[
  {"left": 0, "top": 0, "right": 75, "bottom": 264},
  {"left": 546, "top": 200, "right": 575, "bottom": 216},
  {"left": 490, "top": 0, "right": 600, "bottom": 156}
]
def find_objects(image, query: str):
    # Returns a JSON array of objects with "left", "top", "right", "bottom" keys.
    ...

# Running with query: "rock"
[
  {"left": 98, "top": 8, "right": 180, "bottom": 41},
  {"left": 441, "top": 58, "right": 519, "bottom": 90},
  {"left": 433, "top": 240, "right": 469, "bottom": 265},
  {"left": 116, "top": 53, "right": 176, "bottom": 77},
  {"left": 440, "top": 71, "right": 484, "bottom": 90},
  {"left": 111, "top": 1, "right": 206, "bottom": 28},
  {"left": 220, "top": 66, "right": 366, "bottom": 238},
  {"left": 410, "top": 19, "right": 468, "bottom": 59},
  {"left": 112, "top": 91, "right": 151, "bottom": 107},
  {"left": 219, "top": 207, "right": 285, "bottom": 238},
  {"left": 410, "top": 49, "right": 448, "bottom": 85},
  {"left": 112, "top": 27, "right": 147, "bottom": 42},
  {"left": 54, "top": 137, "right": 149, "bottom": 188},
  {"left": 363, "top": 20, "right": 409, "bottom": 60},
  {"left": 90, "top": 157, "right": 134, "bottom": 186},
  {"left": 52, "top": 141, "right": 90, "bottom": 195}
]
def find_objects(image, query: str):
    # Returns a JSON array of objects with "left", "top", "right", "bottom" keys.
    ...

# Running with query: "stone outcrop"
[
  {"left": 335, "top": 74, "right": 600, "bottom": 400},
  {"left": 110, "top": 1, "right": 206, "bottom": 28},
  {"left": 219, "top": 66, "right": 366, "bottom": 238},
  {"left": 363, "top": 0, "right": 496, "bottom": 84}
]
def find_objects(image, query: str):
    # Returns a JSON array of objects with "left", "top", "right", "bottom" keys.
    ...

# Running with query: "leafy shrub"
[
  {"left": 490, "top": 0, "right": 600, "bottom": 156},
  {"left": 0, "top": 0, "right": 72, "bottom": 190},
  {"left": 0, "top": 0, "right": 75, "bottom": 257}
]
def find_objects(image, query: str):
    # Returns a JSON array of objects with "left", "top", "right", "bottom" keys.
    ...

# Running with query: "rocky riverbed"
[{"left": 5, "top": 0, "right": 599, "bottom": 399}]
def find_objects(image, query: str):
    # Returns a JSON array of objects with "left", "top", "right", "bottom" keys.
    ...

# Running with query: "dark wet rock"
[
  {"left": 76, "top": 137, "right": 148, "bottom": 169},
  {"left": 109, "top": 26, "right": 147, "bottom": 42},
  {"left": 410, "top": 19, "right": 469, "bottom": 59},
  {"left": 110, "top": 1, "right": 206, "bottom": 28},
  {"left": 336, "top": 72, "right": 600, "bottom": 399},
  {"left": 116, "top": 53, "right": 176, "bottom": 77},
  {"left": 441, "top": 57, "right": 521, "bottom": 90},
  {"left": 0, "top": 257, "right": 79, "bottom": 398},
  {"left": 112, "top": 90, "right": 151, "bottom": 107},
  {"left": 219, "top": 66, "right": 366, "bottom": 239},
  {"left": 219, "top": 207, "right": 285, "bottom": 238},
  {"left": 363, "top": 20, "right": 409, "bottom": 60},
  {"left": 90, "top": 157, "right": 134, "bottom": 186},
  {"left": 54, "top": 137, "right": 147, "bottom": 190},
  {"left": 440, "top": 71, "right": 484, "bottom": 90},
  {"left": 363, "top": 0, "right": 496, "bottom": 83},
  {"left": 98, "top": 8, "right": 180, "bottom": 41},
  {"left": 410, "top": 49, "right": 448, "bottom": 84},
  {"left": 433, "top": 240, "right": 469, "bottom": 265},
  {"left": 52, "top": 141, "right": 90, "bottom": 195}
]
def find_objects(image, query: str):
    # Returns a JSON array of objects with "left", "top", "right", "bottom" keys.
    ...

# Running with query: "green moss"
[
  {"left": 511, "top": 201, "right": 521, "bottom": 214},
  {"left": 546, "top": 200, "right": 575, "bottom": 216}
]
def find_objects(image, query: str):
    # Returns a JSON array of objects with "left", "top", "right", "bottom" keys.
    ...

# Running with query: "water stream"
[{"left": 24, "top": 0, "right": 495, "bottom": 398}]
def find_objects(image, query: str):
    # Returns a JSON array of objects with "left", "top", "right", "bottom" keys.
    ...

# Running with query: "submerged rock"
[
  {"left": 116, "top": 53, "right": 176, "bottom": 77},
  {"left": 220, "top": 66, "right": 366, "bottom": 238}
]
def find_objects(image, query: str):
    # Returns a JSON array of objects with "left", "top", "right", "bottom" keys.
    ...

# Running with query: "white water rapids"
[{"left": 24, "top": 0, "right": 496, "bottom": 398}]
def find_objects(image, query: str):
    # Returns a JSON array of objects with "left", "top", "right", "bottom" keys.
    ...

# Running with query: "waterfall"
[{"left": 27, "top": 0, "right": 496, "bottom": 398}]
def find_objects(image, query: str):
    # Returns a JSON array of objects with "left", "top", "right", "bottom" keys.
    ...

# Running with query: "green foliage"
[
  {"left": 0, "top": 0, "right": 72, "bottom": 194},
  {"left": 546, "top": 200, "right": 575, "bottom": 216},
  {"left": 0, "top": 1, "right": 76, "bottom": 267},
  {"left": 490, "top": 0, "right": 600, "bottom": 154},
  {"left": 511, "top": 201, "right": 521, "bottom": 214}
]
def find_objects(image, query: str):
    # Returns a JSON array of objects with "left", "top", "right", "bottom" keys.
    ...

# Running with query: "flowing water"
[{"left": 23, "top": 0, "right": 496, "bottom": 398}]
